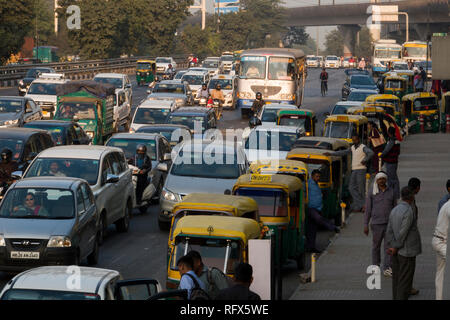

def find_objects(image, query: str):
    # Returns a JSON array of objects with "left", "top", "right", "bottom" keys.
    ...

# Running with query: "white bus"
[{"left": 372, "top": 39, "right": 402, "bottom": 77}]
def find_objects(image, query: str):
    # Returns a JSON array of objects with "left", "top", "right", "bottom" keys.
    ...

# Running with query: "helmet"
[
  {"left": 255, "top": 92, "right": 262, "bottom": 100},
  {"left": 136, "top": 144, "right": 147, "bottom": 155},
  {"left": 168, "top": 64, "right": 172, "bottom": 68},
  {"left": 1, "top": 148, "right": 12, "bottom": 162},
  {"left": 249, "top": 116, "right": 261, "bottom": 128}
]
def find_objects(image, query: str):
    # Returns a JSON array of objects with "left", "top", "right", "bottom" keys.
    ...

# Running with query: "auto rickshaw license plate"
[{"left": 251, "top": 174, "right": 272, "bottom": 182}]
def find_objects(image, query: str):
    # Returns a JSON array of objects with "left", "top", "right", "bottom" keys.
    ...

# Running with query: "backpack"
[
  {"left": 184, "top": 273, "right": 210, "bottom": 300},
  {"left": 207, "top": 267, "right": 234, "bottom": 298}
]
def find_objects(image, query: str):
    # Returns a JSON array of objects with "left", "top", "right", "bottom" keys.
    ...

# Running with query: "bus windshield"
[
  {"left": 403, "top": 46, "right": 427, "bottom": 58},
  {"left": 268, "top": 57, "right": 295, "bottom": 80},
  {"left": 239, "top": 56, "right": 266, "bottom": 79}
]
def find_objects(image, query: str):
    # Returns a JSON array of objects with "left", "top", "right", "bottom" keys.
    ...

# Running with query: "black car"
[
  {"left": 166, "top": 107, "right": 217, "bottom": 136},
  {"left": 0, "top": 128, "right": 54, "bottom": 172},
  {"left": 342, "top": 74, "right": 378, "bottom": 100},
  {"left": 344, "top": 68, "right": 370, "bottom": 77},
  {"left": 23, "top": 120, "right": 91, "bottom": 146},
  {"left": 18, "top": 67, "right": 55, "bottom": 96},
  {"left": 135, "top": 124, "right": 191, "bottom": 146}
]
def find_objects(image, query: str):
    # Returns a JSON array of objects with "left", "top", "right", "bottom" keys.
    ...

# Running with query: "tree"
[
  {"left": 283, "top": 26, "right": 309, "bottom": 48},
  {"left": 295, "top": 37, "right": 318, "bottom": 55},
  {"left": 324, "top": 28, "right": 344, "bottom": 56},
  {"left": 0, "top": 0, "right": 34, "bottom": 64},
  {"left": 354, "top": 27, "right": 373, "bottom": 59}
]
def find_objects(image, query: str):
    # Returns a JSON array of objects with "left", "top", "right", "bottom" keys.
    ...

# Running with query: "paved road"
[{"left": 0, "top": 68, "right": 346, "bottom": 299}]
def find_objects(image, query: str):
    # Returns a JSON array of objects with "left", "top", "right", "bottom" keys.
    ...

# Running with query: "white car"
[
  {"left": 181, "top": 71, "right": 209, "bottom": 103},
  {"left": 25, "top": 73, "right": 68, "bottom": 119},
  {"left": 93, "top": 73, "right": 133, "bottom": 130},
  {"left": 0, "top": 266, "right": 162, "bottom": 300},
  {"left": 155, "top": 57, "right": 177, "bottom": 74},
  {"left": 258, "top": 103, "right": 298, "bottom": 126},
  {"left": 201, "top": 59, "right": 220, "bottom": 77},
  {"left": 130, "top": 99, "right": 178, "bottom": 132},
  {"left": 244, "top": 125, "right": 304, "bottom": 163},
  {"left": 207, "top": 74, "right": 237, "bottom": 108},
  {"left": 325, "top": 55, "right": 340, "bottom": 69},
  {"left": 22, "top": 146, "right": 135, "bottom": 243},
  {"left": 306, "top": 56, "right": 319, "bottom": 68}
]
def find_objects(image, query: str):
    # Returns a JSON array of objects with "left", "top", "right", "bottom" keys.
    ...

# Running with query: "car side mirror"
[
  {"left": 106, "top": 174, "right": 119, "bottom": 184},
  {"left": 125, "top": 83, "right": 132, "bottom": 89},
  {"left": 25, "top": 106, "right": 33, "bottom": 113},
  {"left": 323, "top": 112, "right": 330, "bottom": 117},
  {"left": 157, "top": 163, "right": 168, "bottom": 172},
  {"left": 163, "top": 153, "right": 171, "bottom": 161},
  {"left": 11, "top": 171, "right": 23, "bottom": 179}
]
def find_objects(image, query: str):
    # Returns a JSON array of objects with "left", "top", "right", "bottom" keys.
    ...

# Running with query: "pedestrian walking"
[
  {"left": 327, "top": 134, "right": 374, "bottom": 212},
  {"left": 364, "top": 172, "right": 397, "bottom": 277},
  {"left": 215, "top": 263, "right": 261, "bottom": 300},
  {"left": 305, "top": 169, "right": 340, "bottom": 253},
  {"left": 367, "top": 121, "right": 386, "bottom": 175},
  {"left": 414, "top": 71, "right": 424, "bottom": 92},
  {"left": 407, "top": 177, "right": 421, "bottom": 296},
  {"left": 437, "top": 179, "right": 450, "bottom": 214},
  {"left": 379, "top": 127, "right": 400, "bottom": 199},
  {"left": 177, "top": 255, "right": 208, "bottom": 300},
  {"left": 386, "top": 186, "right": 422, "bottom": 300},
  {"left": 185, "top": 250, "right": 230, "bottom": 299},
  {"left": 432, "top": 200, "right": 450, "bottom": 300}
]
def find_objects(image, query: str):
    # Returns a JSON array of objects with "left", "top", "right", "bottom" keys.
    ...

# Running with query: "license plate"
[{"left": 10, "top": 251, "right": 40, "bottom": 259}]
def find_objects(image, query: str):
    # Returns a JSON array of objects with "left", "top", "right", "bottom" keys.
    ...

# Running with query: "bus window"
[
  {"left": 269, "top": 57, "right": 295, "bottom": 80},
  {"left": 239, "top": 56, "right": 266, "bottom": 79}
]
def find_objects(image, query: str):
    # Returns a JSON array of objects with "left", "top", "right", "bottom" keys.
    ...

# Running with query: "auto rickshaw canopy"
[
  {"left": 287, "top": 147, "right": 342, "bottom": 163},
  {"left": 250, "top": 159, "right": 308, "bottom": 176},
  {"left": 277, "top": 109, "right": 315, "bottom": 119},
  {"left": 173, "top": 215, "right": 261, "bottom": 245},
  {"left": 172, "top": 193, "right": 258, "bottom": 218},
  {"left": 324, "top": 114, "right": 368, "bottom": 125},
  {"left": 234, "top": 173, "right": 303, "bottom": 193},
  {"left": 292, "top": 136, "right": 350, "bottom": 150},
  {"left": 136, "top": 60, "right": 156, "bottom": 70},
  {"left": 402, "top": 92, "right": 438, "bottom": 103},
  {"left": 347, "top": 105, "right": 386, "bottom": 115}
]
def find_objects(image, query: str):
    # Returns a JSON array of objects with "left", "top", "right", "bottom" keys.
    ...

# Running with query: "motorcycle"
[
  {"left": 199, "top": 97, "right": 207, "bottom": 107},
  {"left": 189, "top": 61, "right": 196, "bottom": 68},
  {"left": 129, "top": 164, "right": 156, "bottom": 214},
  {"left": 213, "top": 99, "right": 222, "bottom": 119}
]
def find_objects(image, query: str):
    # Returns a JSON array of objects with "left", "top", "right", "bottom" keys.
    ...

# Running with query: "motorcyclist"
[
  {"left": 242, "top": 115, "right": 262, "bottom": 141},
  {"left": 134, "top": 144, "right": 152, "bottom": 205},
  {"left": 166, "top": 64, "right": 174, "bottom": 79},
  {"left": 0, "top": 148, "right": 18, "bottom": 194},
  {"left": 210, "top": 83, "right": 225, "bottom": 119},
  {"left": 196, "top": 83, "right": 210, "bottom": 101},
  {"left": 250, "top": 92, "right": 265, "bottom": 117},
  {"left": 320, "top": 68, "right": 328, "bottom": 93}
]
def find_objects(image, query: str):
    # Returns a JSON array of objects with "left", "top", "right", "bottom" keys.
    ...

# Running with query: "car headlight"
[
  {"left": 47, "top": 236, "right": 72, "bottom": 248},
  {"left": 129, "top": 128, "right": 135, "bottom": 133},
  {"left": 5, "top": 119, "right": 18, "bottom": 125},
  {"left": 86, "top": 131, "right": 95, "bottom": 138},
  {"left": 137, "top": 72, "right": 140, "bottom": 75},
  {"left": 0, "top": 234, "right": 5, "bottom": 247},
  {"left": 161, "top": 188, "right": 177, "bottom": 202},
  {"left": 146, "top": 72, "right": 149, "bottom": 75}
]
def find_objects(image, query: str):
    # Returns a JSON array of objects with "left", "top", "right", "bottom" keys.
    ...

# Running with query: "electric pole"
[{"left": 189, "top": 0, "right": 206, "bottom": 30}]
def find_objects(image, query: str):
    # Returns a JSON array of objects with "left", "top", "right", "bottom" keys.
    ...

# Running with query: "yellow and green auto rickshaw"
[
  {"left": 402, "top": 92, "right": 440, "bottom": 133},
  {"left": 276, "top": 109, "right": 317, "bottom": 136},
  {"left": 166, "top": 215, "right": 262, "bottom": 289},
  {"left": 323, "top": 114, "right": 368, "bottom": 145},
  {"left": 347, "top": 104, "right": 387, "bottom": 130},
  {"left": 381, "top": 71, "right": 414, "bottom": 95},
  {"left": 365, "top": 94, "right": 402, "bottom": 125},
  {"left": 286, "top": 148, "right": 349, "bottom": 221},
  {"left": 384, "top": 75, "right": 408, "bottom": 100},
  {"left": 232, "top": 174, "right": 306, "bottom": 269},
  {"left": 441, "top": 91, "right": 450, "bottom": 132},
  {"left": 136, "top": 59, "right": 156, "bottom": 86}
]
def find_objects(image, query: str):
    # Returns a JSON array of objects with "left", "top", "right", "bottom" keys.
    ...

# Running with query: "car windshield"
[
  {"left": 25, "top": 158, "right": 100, "bottom": 185},
  {"left": 0, "top": 139, "right": 24, "bottom": 161},
  {"left": 234, "top": 188, "right": 288, "bottom": 217},
  {"left": 220, "top": 56, "right": 234, "bottom": 62},
  {"left": 393, "top": 64, "right": 408, "bottom": 70},
  {"left": 168, "top": 115, "right": 204, "bottom": 132},
  {"left": 413, "top": 97, "right": 438, "bottom": 111},
  {"left": 268, "top": 57, "right": 295, "bottom": 80},
  {"left": 55, "top": 103, "right": 96, "bottom": 120},
  {"left": 239, "top": 56, "right": 266, "bottom": 79},
  {"left": 279, "top": 116, "right": 308, "bottom": 130},
  {"left": 202, "top": 61, "right": 219, "bottom": 68},
  {"left": 93, "top": 77, "right": 123, "bottom": 89},
  {"left": 1, "top": 289, "right": 100, "bottom": 300},
  {"left": 174, "top": 72, "right": 186, "bottom": 79},
  {"left": 137, "top": 63, "right": 152, "bottom": 70},
  {"left": 24, "top": 125, "right": 66, "bottom": 145},
  {"left": 27, "top": 83, "right": 57, "bottom": 95},
  {"left": 327, "top": 56, "right": 338, "bottom": 61},
  {"left": 351, "top": 76, "right": 375, "bottom": 86},
  {"left": 332, "top": 104, "right": 354, "bottom": 115},
  {"left": 324, "top": 121, "right": 353, "bottom": 139},
  {"left": 106, "top": 138, "right": 157, "bottom": 161},
  {"left": 261, "top": 108, "right": 283, "bottom": 122},
  {"left": 171, "top": 151, "right": 240, "bottom": 179},
  {"left": 133, "top": 107, "right": 170, "bottom": 124},
  {"left": 153, "top": 83, "right": 185, "bottom": 94},
  {"left": 181, "top": 74, "right": 203, "bottom": 85},
  {"left": 156, "top": 58, "right": 171, "bottom": 63},
  {"left": 0, "top": 99, "right": 23, "bottom": 113},
  {"left": 0, "top": 188, "right": 75, "bottom": 219},
  {"left": 208, "top": 79, "right": 232, "bottom": 90},
  {"left": 25, "top": 69, "right": 52, "bottom": 78},
  {"left": 385, "top": 80, "right": 403, "bottom": 89},
  {"left": 245, "top": 130, "right": 298, "bottom": 152},
  {"left": 172, "top": 237, "right": 241, "bottom": 274},
  {"left": 348, "top": 91, "right": 374, "bottom": 102}
]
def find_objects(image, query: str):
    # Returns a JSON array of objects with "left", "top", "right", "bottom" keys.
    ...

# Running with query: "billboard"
[
  {"left": 214, "top": 0, "right": 239, "bottom": 14},
  {"left": 432, "top": 35, "right": 450, "bottom": 80}
]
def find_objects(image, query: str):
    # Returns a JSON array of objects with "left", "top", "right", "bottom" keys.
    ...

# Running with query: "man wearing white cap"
[{"left": 364, "top": 172, "right": 397, "bottom": 277}]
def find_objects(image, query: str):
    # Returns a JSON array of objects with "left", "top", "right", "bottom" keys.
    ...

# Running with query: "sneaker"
[
  {"left": 410, "top": 288, "right": 419, "bottom": 296},
  {"left": 383, "top": 268, "right": 392, "bottom": 277}
]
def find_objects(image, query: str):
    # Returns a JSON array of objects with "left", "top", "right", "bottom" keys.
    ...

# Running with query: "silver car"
[
  {"left": 21, "top": 146, "right": 135, "bottom": 244},
  {"left": 147, "top": 80, "right": 193, "bottom": 107},
  {"left": 157, "top": 139, "right": 249, "bottom": 230},
  {"left": 0, "top": 96, "right": 43, "bottom": 128},
  {"left": 0, "top": 177, "right": 100, "bottom": 272}
]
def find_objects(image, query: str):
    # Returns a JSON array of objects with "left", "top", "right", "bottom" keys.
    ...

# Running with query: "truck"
[
  {"left": 33, "top": 46, "right": 59, "bottom": 63},
  {"left": 54, "top": 81, "right": 116, "bottom": 145}
]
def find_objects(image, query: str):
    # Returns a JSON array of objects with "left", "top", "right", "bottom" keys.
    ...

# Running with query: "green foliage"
[
  {"left": 0, "top": 0, "right": 34, "bottom": 64},
  {"left": 284, "top": 26, "right": 309, "bottom": 47},
  {"left": 325, "top": 28, "right": 344, "bottom": 56},
  {"left": 354, "top": 27, "right": 373, "bottom": 59},
  {"left": 295, "top": 38, "right": 318, "bottom": 55}
]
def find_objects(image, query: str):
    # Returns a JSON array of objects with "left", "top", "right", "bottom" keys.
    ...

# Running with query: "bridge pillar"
[{"left": 339, "top": 25, "right": 361, "bottom": 57}]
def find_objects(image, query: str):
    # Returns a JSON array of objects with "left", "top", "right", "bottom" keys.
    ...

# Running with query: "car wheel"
[
  {"left": 98, "top": 213, "right": 107, "bottom": 246},
  {"left": 115, "top": 201, "right": 131, "bottom": 232},
  {"left": 87, "top": 235, "right": 99, "bottom": 265}
]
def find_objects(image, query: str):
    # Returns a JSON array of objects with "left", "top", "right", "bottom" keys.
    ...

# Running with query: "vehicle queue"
[{"left": 0, "top": 46, "right": 447, "bottom": 301}]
